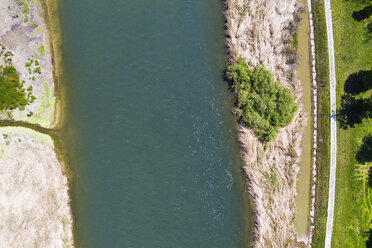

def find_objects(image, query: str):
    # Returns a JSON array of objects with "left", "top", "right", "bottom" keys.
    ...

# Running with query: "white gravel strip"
[
  {"left": 306, "top": 0, "right": 319, "bottom": 246},
  {"left": 324, "top": 0, "right": 338, "bottom": 247}
]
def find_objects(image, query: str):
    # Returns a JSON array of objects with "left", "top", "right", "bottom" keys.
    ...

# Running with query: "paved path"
[{"left": 324, "top": 0, "right": 337, "bottom": 247}]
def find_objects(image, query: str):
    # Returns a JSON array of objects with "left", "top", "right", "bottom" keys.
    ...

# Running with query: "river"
[{"left": 56, "top": 0, "right": 253, "bottom": 247}]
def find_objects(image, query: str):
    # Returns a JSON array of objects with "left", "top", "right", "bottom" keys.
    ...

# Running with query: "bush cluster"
[
  {"left": 0, "top": 65, "right": 29, "bottom": 111},
  {"left": 227, "top": 59, "right": 297, "bottom": 142}
]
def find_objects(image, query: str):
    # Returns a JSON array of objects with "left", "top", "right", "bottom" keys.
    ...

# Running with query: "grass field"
[
  {"left": 331, "top": 0, "right": 372, "bottom": 246},
  {"left": 312, "top": 0, "right": 372, "bottom": 247}
]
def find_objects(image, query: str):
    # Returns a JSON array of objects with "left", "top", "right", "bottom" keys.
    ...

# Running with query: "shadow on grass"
[
  {"left": 366, "top": 227, "right": 372, "bottom": 248},
  {"left": 339, "top": 69, "right": 372, "bottom": 129},
  {"left": 338, "top": 94, "right": 371, "bottom": 128},
  {"left": 357, "top": 133, "right": 372, "bottom": 247},
  {"left": 352, "top": 6, "right": 372, "bottom": 22},
  {"left": 356, "top": 135, "right": 372, "bottom": 164},
  {"left": 350, "top": 2, "right": 372, "bottom": 41},
  {"left": 344, "top": 70, "right": 372, "bottom": 95}
]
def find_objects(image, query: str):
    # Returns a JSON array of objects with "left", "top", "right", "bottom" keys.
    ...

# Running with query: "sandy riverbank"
[
  {"left": 0, "top": 1, "right": 74, "bottom": 247},
  {"left": 224, "top": 0, "right": 307, "bottom": 247}
]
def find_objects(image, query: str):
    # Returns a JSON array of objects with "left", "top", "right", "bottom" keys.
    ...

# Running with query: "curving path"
[{"left": 324, "top": 0, "right": 337, "bottom": 247}]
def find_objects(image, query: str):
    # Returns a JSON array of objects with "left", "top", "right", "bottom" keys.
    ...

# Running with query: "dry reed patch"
[
  {"left": 0, "top": 127, "right": 74, "bottom": 248},
  {"left": 225, "top": 0, "right": 306, "bottom": 247}
]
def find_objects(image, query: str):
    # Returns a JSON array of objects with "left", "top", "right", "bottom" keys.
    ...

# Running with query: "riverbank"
[
  {"left": 0, "top": 0, "right": 74, "bottom": 247},
  {"left": 224, "top": 0, "right": 306, "bottom": 246}
]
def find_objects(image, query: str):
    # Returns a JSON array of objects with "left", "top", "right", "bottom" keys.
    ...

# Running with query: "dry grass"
[
  {"left": 0, "top": 127, "right": 74, "bottom": 248},
  {"left": 224, "top": 0, "right": 306, "bottom": 247}
]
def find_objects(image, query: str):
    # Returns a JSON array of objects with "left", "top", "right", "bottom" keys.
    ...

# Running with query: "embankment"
[
  {"left": 224, "top": 0, "right": 306, "bottom": 246},
  {"left": 0, "top": 0, "right": 74, "bottom": 247}
]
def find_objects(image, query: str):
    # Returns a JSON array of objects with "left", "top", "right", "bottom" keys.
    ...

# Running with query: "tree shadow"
[
  {"left": 366, "top": 226, "right": 372, "bottom": 248},
  {"left": 344, "top": 70, "right": 372, "bottom": 95},
  {"left": 356, "top": 135, "right": 372, "bottom": 164},
  {"left": 352, "top": 6, "right": 372, "bottom": 22},
  {"left": 338, "top": 94, "right": 371, "bottom": 129}
]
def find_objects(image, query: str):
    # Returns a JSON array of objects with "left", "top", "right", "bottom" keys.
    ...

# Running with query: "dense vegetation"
[
  {"left": 0, "top": 65, "right": 30, "bottom": 111},
  {"left": 226, "top": 59, "right": 296, "bottom": 142}
]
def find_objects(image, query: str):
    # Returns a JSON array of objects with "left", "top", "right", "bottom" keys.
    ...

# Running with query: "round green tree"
[{"left": 227, "top": 59, "right": 297, "bottom": 142}]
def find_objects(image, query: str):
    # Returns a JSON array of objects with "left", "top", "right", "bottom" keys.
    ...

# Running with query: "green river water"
[{"left": 56, "top": 0, "right": 254, "bottom": 247}]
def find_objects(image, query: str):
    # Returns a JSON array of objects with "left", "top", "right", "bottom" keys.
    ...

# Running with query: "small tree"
[
  {"left": 226, "top": 59, "right": 297, "bottom": 142},
  {"left": 0, "top": 65, "right": 29, "bottom": 111}
]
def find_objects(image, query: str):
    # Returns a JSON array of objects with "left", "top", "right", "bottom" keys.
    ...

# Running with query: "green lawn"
[
  {"left": 312, "top": 0, "right": 372, "bottom": 247},
  {"left": 331, "top": 0, "right": 372, "bottom": 247}
]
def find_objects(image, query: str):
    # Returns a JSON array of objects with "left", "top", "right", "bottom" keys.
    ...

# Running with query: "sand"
[{"left": 224, "top": 0, "right": 307, "bottom": 247}]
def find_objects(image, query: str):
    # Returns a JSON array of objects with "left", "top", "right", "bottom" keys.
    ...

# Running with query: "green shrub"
[
  {"left": 30, "top": 95, "right": 36, "bottom": 103},
  {"left": 37, "top": 45, "right": 45, "bottom": 57},
  {"left": 33, "top": 67, "right": 41, "bottom": 74},
  {"left": 0, "top": 65, "right": 30, "bottom": 111},
  {"left": 226, "top": 58, "right": 297, "bottom": 142}
]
